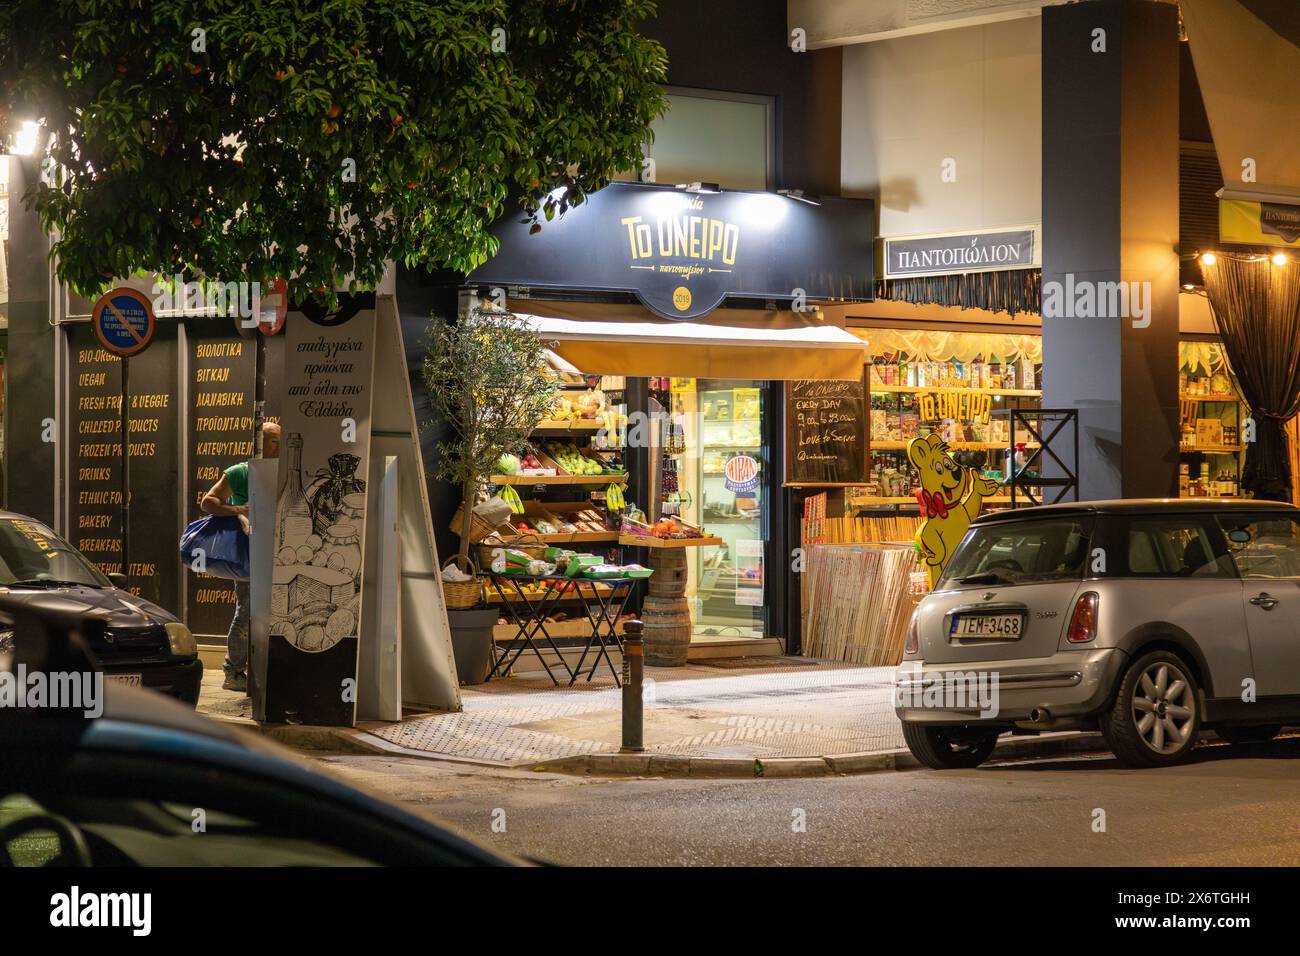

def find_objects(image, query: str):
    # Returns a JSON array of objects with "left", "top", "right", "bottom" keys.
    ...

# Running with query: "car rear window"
[
  {"left": 938, "top": 517, "right": 1092, "bottom": 588},
  {"left": 1096, "top": 514, "right": 1236, "bottom": 578}
]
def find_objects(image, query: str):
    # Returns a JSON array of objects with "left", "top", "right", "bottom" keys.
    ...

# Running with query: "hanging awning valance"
[{"left": 515, "top": 310, "right": 867, "bottom": 381}]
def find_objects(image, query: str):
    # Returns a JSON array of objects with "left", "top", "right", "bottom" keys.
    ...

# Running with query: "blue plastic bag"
[{"left": 178, "top": 515, "right": 250, "bottom": 581}]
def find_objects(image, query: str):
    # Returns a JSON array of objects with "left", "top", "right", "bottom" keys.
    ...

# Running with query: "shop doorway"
[{"left": 654, "top": 378, "right": 768, "bottom": 641}]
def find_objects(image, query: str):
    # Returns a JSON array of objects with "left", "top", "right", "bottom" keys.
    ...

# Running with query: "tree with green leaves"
[
  {"left": 0, "top": 0, "right": 666, "bottom": 300},
  {"left": 423, "top": 309, "right": 557, "bottom": 568}
]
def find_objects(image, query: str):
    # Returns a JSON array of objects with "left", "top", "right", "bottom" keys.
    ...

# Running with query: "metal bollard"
[{"left": 621, "top": 619, "right": 644, "bottom": 753}]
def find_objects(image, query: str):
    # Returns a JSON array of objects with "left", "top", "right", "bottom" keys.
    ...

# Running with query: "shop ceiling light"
[
  {"left": 1272, "top": 253, "right": 1288, "bottom": 266},
  {"left": 1201, "top": 252, "right": 1216, "bottom": 265},
  {"left": 778, "top": 188, "right": 821, "bottom": 206},
  {"left": 676, "top": 181, "right": 720, "bottom": 194}
]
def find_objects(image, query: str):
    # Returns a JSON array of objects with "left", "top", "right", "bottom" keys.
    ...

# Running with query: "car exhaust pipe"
[{"left": 1029, "top": 707, "right": 1051, "bottom": 724}]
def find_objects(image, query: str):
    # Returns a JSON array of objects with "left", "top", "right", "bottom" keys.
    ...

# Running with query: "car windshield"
[
  {"left": 0, "top": 518, "right": 110, "bottom": 588},
  {"left": 939, "top": 517, "right": 1091, "bottom": 588}
]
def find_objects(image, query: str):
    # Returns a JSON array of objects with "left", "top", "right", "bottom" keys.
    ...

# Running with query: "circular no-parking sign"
[{"left": 91, "top": 287, "right": 156, "bottom": 356}]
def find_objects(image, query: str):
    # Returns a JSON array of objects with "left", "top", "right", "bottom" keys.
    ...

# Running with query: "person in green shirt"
[{"left": 200, "top": 422, "right": 280, "bottom": 692}]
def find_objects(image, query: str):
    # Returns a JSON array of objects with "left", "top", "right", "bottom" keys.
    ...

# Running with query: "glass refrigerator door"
[{"left": 692, "top": 381, "right": 766, "bottom": 639}]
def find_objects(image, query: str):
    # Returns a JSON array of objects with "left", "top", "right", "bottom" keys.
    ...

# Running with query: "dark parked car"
[
  {"left": 0, "top": 511, "right": 201, "bottom": 706},
  {"left": 0, "top": 667, "right": 519, "bottom": 867}
]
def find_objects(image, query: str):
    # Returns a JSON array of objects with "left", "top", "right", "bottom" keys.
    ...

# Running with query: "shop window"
[
  {"left": 849, "top": 327, "right": 1043, "bottom": 508},
  {"left": 1179, "top": 339, "right": 1245, "bottom": 498},
  {"left": 641, "top": 89, "right": 772, "bottom": 191}
]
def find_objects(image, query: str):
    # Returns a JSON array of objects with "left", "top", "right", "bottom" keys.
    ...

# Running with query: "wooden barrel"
[
  {"left": 647, "top": 548, "right": 688, "bottom": 598},
  {"left": 641, "top": 595, "right": 692, "bottom": 666}
]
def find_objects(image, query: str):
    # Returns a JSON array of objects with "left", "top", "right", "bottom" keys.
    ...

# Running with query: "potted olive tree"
[{"left": 424, "top": 308, "right": 557, "bottom": 682}]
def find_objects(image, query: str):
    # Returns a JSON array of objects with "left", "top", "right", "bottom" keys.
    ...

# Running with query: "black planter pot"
[{"left": 447, "top": 606, "right": 499, "bottom": 685}]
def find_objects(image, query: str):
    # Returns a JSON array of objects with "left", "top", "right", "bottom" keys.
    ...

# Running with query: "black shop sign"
[{"left": 468, "top": 182, "right": 874, "bottom": 320}]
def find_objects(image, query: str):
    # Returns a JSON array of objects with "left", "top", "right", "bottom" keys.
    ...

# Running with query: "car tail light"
[
  {"left": 1067, "top": 592, "right": 1099, "bottom": 643},
  {"left": 905, "top": 614, "right": 919, "bottom": 655}
]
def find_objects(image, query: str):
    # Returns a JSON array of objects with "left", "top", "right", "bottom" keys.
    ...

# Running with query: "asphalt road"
[{"left": 320, "top": 736, "right": 1300, "bottom": 866}]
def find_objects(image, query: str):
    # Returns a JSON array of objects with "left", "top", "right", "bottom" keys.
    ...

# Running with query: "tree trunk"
[{"left": 458, "top": 475, "right": 476, "bottom": 568}]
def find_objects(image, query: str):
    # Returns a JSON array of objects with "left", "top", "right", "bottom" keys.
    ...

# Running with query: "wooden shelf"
[
  {"left": 872, "top": 440, "right": 1039, "bottom": 451},
  {"left": 618, "top": 534, "right": 725, "bottom": 549},
  {"left": 1180, "top": 393, "right": 1241, "bottom": 403},
  {"left": 505, "top": 531, "right": 617, "bottom": 544},
  {"left": 870, "top": 384, "right": 1041, "bottom": 397},
  {"left": 1180, "top": 445, "right": 1245, "bottom": 455},
  {"left": 533, "top": 420, "right": 606, "bottom": 431},
  {"left": 490, "top": 473, "right": 627, "bottom": 486}
]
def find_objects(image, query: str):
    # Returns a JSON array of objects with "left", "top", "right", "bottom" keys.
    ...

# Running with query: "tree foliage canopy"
[
  {"left": 423, "top": 309, "right": 557, "bottom": 562},
  {"left": 0, "top": 0, "right": 667, "bottom": 299}
]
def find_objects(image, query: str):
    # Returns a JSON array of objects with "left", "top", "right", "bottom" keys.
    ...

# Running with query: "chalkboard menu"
[
  {"left": 785, "top": 376, "right": 869, "bottom": 485},
  {"left": 186, "top": 331, "right": 256, "bottom": 638},
  {"left": 68, "top": 327, "right": 124, "bottom": 578}
]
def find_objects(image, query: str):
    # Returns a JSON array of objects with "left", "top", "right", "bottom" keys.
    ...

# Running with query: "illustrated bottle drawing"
[{"left": 278, "top": 432, "right": 314, "bottom": 549}]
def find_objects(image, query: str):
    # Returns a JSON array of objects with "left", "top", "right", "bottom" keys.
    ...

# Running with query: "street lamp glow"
[{"left": 11, "top": 120, "right": 41, "bottom": 156}]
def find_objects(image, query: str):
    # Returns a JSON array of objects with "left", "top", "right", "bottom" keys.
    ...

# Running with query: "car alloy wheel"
[{"left": 1131, "top": 659, "right": 1195, "bottom": 756}]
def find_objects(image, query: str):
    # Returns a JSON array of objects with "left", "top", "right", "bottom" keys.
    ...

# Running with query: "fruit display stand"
[
  {"left": 460, "top": 376, "right": 634, "bottom": 670},
  {"left": 618, "top": 533, "right": 724, "bottom": 667}
]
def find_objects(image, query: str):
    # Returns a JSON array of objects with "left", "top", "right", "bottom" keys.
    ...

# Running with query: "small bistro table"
[{"left": 484, "top": 572, "right": 642, "bottom": 687}]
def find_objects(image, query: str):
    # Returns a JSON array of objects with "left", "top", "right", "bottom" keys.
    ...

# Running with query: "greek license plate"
[
  {"left": 951, "top": 614, "right": 1023, "bottom": 639},
  {"left": 106, "top": 673, "right": 142, "bottom": 687}
]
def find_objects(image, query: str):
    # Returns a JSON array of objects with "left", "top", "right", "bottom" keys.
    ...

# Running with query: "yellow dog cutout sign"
[{"left": 907, "top": 432, "right": 1001, "bottom": 588}]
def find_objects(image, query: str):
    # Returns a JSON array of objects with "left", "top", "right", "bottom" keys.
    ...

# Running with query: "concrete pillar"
[
  {"left": 1041, "top": 0, "right": 1181, "bottom": 500},
  {"left": 5, "top": 155, "right": 58, "bottom": 523}
]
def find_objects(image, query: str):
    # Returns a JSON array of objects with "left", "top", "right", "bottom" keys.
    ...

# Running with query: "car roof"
[
  {"left": 972, "top": 497, "right": 1300, "bottom": 524},
  {"left": 2, "top": 684, "right": 521, "bottom": 865}
]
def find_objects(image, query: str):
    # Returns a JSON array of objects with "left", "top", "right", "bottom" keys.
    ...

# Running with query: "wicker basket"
[
  {"left": 476, "top": 531, "right": 547, "bottom": 566},
  {"left": 441, "top": 555, "right": 483, "bottom": 609},
  {"left": 450, "top": 502, "right": 508, "bottom": 545}
]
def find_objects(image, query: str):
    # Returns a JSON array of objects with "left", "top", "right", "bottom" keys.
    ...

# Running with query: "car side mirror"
[{"left": 107, "top": 573, "right": 129, "bottom": 589}]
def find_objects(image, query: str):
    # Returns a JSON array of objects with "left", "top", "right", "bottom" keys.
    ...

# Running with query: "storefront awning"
[
  {"left": 518, "top": 312, "right": 867, "bottom": 381},
  {"left": 1182, "top": 0, "right": 1300, "bottom": 200}
]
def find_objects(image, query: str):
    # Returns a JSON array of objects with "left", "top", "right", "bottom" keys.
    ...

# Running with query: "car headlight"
[{"left": 164, "top": 622, "right": 197, "bottom": 657}]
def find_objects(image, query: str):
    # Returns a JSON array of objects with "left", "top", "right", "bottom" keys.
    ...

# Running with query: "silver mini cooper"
[{"left": 896, "top": 499, "right": 1300, "bottom": 768}]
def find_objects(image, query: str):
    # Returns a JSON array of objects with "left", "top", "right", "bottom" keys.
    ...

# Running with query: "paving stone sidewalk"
[
  {"left": 370, "top": 660, "right": 906, "bottom": 766},
  {"left": 198, "top": 660, "right": 1105, "bottom": 776}
]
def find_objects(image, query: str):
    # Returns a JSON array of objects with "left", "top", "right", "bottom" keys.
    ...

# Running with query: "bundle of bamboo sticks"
[
  {"left": 802, "top": 543, "right": 919, "bottom": 666},
  {"left": 801, "top": 514, "right": 923, "bottom": 547}
]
